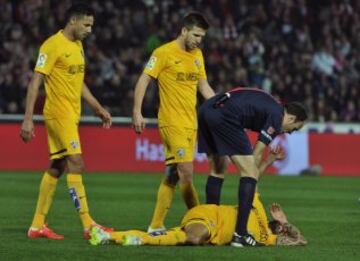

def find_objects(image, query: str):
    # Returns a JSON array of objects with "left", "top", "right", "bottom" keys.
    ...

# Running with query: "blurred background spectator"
[{"left": 1, "top": 0, "right": 359, "bottom": 122}]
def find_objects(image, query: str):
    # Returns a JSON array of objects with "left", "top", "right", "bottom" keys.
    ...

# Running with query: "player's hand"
[
  {"left": 20, "top": 119, "right": 35, "bottom": 143},
  {"left": 269, "top": 145, "right": 285, "bottom": 162},
  {"left": 96, "top": 107, "right": 112, "bottom": 129},
  {"left": 132, "top": 112, "right": 145, "bottom": 134},
  {"left": 269, "top": 203, "right": 288, "bottom": 224}
]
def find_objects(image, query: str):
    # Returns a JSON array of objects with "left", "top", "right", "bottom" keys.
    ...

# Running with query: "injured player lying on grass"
[
  {"left": 89, "top": 198, "right": 307, "bottom": 247},
  {"left": 89, "top": 146, "right": 306, "bottom": 247}
]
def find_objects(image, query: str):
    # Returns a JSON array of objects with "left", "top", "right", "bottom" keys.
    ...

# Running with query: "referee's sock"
[
  {"left": 235, "top": 177, "right": 257, "bottom": 236},
  {"left": 205, "top": 175, "right": 224, "bottom": 205}
]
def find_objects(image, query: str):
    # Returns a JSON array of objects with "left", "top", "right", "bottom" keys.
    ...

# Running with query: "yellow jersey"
[
  {"left": 143, "top": 40, "right": 207, "bottom": 129},
  {"left": 181, "top": 193, "right": 277, "bottom": 246},
  {"left": 35, "top": 30, "right": 85, "bottom": 121}
]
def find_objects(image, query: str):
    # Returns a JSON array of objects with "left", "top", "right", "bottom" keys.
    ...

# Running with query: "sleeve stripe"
[{"left": 260, "top": 130, "right": 273, "bottom": 141}]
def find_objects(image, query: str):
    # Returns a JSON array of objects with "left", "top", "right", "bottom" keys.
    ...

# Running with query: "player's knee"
[
  {"left": 48, "top": 159, "right": 67, "bottom": 178},
  {"left": 241, "top": 166, "right": 259, "bottom": 179},
  {"left": 210, "top": 156, "right": 229, "bottom": 174},
  {"left": 177, "top": 163, "right": 193, "bottom": 183},
  {"left": 165, "top": 164, "right": 179, "bottom": 186},
  {"left": 66, "top": 155, "right": 85, "bottom": 173}
]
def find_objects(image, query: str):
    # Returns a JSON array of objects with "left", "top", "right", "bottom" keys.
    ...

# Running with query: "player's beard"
[
  {"left": 185, "top": 40, "right": 197, "bottom": 51},
  {"left": 75, "top": 30, "right": 88, "bottom": 41}
]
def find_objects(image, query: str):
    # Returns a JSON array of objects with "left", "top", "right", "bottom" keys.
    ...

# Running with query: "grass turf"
[{"left": 0, "top": 172, "right": 359, "bottom": 261}]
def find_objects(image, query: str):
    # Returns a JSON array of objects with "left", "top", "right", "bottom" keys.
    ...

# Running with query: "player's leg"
[
  {"left": 231, "top": 154, "right": 260, "bottom": 247},
  {"left": 177, "top": 161, "right": 199, "bottom": 209},
  {"left": 149, "top": 127, "right": 198, "bottom": 231},
  {"left": 177, "top": 127, "right": 199, "bottom": 209},
  {"left": 210, "top": 123, "right": 260, "bottom": 247},
  {"left": 205, "top": 155, "right": 229, "bottom": 204},
  {"left": 148, "top": 163, "right": 178, "bottom": 232},
  {"left": 66, "top": 154, "right": 112, "bottom": 238},
  {"left": 28, "top": 118, "right": 69, "bottom": 239},
  {"left": 198, "top": 107, "right": 229, "bottom": 205},
  {"left": 66, "top": 153, "right": 93, "bottom": 228},
  {"left": 90, "top": 227, "right": 188, "bottom": 246},
  {"left": 58, "top": 118, "right": 111, "bottom": 238},
  {"left": 148, "top": 162, "right": 200, "bottom": 230},
  {"left": 148, "top": 127, "right": 178, "bottom": 231},
  {"left": 90, "top": 228, "right": 147, "bottom": 245},
  {"left": 28, "top": 159, "right": 66, "bottom": 239},
  {"left": 124, "top": 227, "right": 187, "bottom": 246}
]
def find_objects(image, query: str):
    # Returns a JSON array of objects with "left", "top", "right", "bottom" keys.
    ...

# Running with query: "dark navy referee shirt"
[{"left": 219, "top": 87, "right": 284, "bottom": 145}]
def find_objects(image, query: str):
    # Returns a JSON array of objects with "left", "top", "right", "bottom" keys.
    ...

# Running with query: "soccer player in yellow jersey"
[
  {"left": 89, "top": 147, "right": 306, "bottom": 247},
  {"left": 90, "top": 197, "right": 306, "bottom": 247},
  {"left": 132, "top": 12, "right": 215, "bottom": 234},
  {"left": 20, "top": 3, "right": 112, "bottom": 240}
]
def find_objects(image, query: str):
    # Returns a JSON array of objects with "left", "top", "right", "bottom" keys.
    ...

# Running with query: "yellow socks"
[
  {"left": 143, "top": 228, "right": 187, "bottom": 245},
  {"left": 111, "top": 228, "right": 187, "bottom": 246},
  {"left": 67, "top": 174, "right": 93, "bottom": 229},
  {"left": 149, "top": 180, "right": 199, "bottom": 229},
  {"left": 111, "top": 230, "right": 145, "bottom": 243},
  {"left": 179, "top": 182, "right": 199, "bottom": 209},
  {"left": 149, "top": 179, "right": 176, "bottom": 229},
  {"left": 30, "top": 172, "right": 58, "bottom": 229}
]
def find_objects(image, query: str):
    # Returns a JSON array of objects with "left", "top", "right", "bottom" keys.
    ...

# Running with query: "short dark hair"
[
  {"left": 268, "top": 220, "right": 281, "bottom": 234},
  {"left": 65, "top": 3, "right": 95, "bottom": 22},
  {"left": 284, "top": 102, "right": 308, "bottom": 122},
  {"left": 182, "top": 12, "right": 209, "bottom": 30}
]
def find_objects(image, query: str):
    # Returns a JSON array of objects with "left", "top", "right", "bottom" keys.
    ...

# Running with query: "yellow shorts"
[
  {"left": 159, "top": 126, "right": 196, "bottom": 165},
  {"left": 45, "top": 118, "right": 82, "bottom": 160}
]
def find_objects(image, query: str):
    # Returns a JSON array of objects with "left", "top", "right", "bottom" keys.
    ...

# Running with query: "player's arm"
[
  {"left": 256, "top": 116, "right": 280, "bottom": 169},
  {"left": 20, "top": 72, "right": 44, "bottom": 143},
  {"left": 132, "top": 73, "right": 152, "bottom": 134},
  {"left": 253, "top": 141, "right": 267, "bottom": 168},
  {"left": 82, "top": 83, "right": 112, "bottom": 128},
  {"left": 197, "top": 79, "right": 215, "bottom": 100},
  {"left": 258, "top": 145, "right": 285, "bottom": 175}
]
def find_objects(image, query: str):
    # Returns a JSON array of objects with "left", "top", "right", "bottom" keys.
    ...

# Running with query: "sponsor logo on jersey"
[
  {"left": 176, "top": 148, "right": 185, "bottom": 159},
  {"left": 68, "top": 64, "right": 85, "bottom": 74},
  {"left": 145, "top": 56, "right": 157, "bottom": 70},
  {"left": 176, "top": 72, "right": 199, "bottom": 81},
  {"left": 194, "top": 59, "right": 201, "bottom": 69},
  {"left": 70, "top": 140, "right": 80, "bottom": 149},
  {"left": 36, "top": 53, "right": 47, "bottom": 68}
]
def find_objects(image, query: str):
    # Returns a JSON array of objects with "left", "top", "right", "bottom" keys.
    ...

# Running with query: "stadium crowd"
[{"left": 1, "top": 0, "right": 360, "bottom": 122}]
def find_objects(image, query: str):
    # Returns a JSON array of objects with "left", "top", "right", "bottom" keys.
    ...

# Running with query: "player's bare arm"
[
  {"left": 132, "top": 73, "right": 152, "bottom": 134},
  {"left": 253, "top": 140, "right": 267, "bottom": 169},
  {"left": 197, "top": 79, "right": 215, "bottom": 100},
  {"left": 270, "top": 203, "right": 289, "bottom": 224},
  {"left": 270, "top": 203, "right": 307, "bottom": 246},
  {"left": 258, "top": 145, "right": 285, "bottom": 175},
  {"left": 82, "top": 83, "right": 112, "bottom": 128},
  {"left": 20, "top": 72, "right": 44, "bottom": 143}
]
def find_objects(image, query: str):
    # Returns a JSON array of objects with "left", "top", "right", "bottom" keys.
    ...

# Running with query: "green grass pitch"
[{"left": 0, "top": 172, "right": 359, "bottom": 261}]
